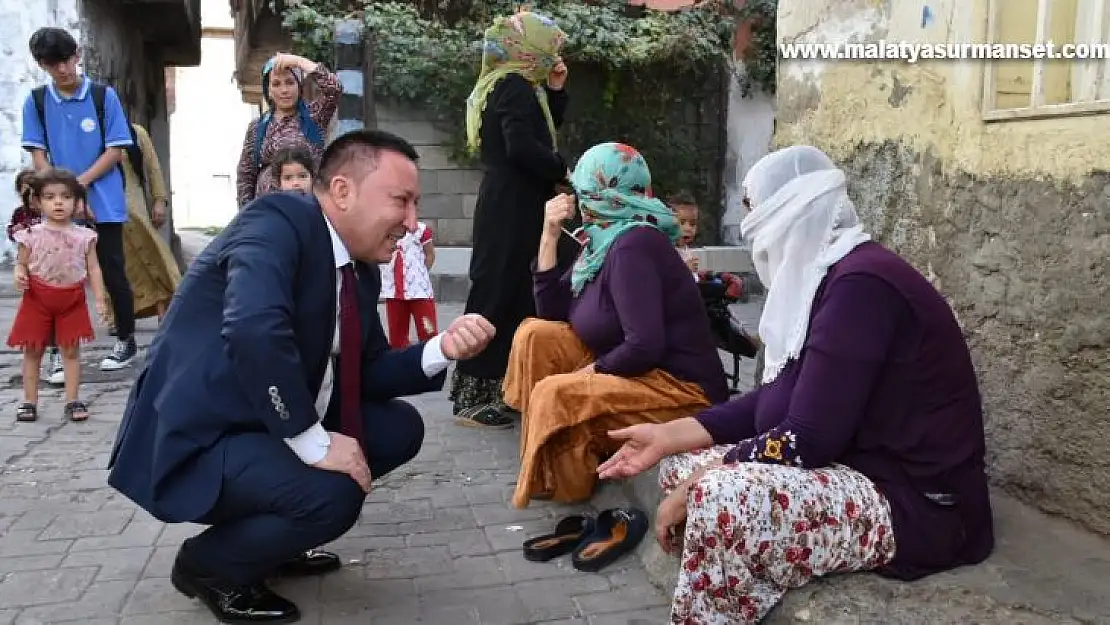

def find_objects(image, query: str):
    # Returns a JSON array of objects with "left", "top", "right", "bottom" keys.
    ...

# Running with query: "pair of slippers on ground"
[{"left": 522, "top": 507, "right": 649, "bottom": 572}]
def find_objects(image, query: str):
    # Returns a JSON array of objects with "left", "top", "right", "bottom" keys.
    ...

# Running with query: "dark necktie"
[{"left": 339, "top": 263, "right": 363, "bottom": 443}]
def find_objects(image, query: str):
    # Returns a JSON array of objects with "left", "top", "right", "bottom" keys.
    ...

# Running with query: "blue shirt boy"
[{"left": 21, "top": 77, "right": 132, "bottom": 223}]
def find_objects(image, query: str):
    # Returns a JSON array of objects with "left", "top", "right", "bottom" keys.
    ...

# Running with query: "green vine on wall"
[
  {"left": 273, "top": 0, "right": 777, "bottom": 140},
  {"left": 270, "top": 0, "right": 777, "bottom": 243}
]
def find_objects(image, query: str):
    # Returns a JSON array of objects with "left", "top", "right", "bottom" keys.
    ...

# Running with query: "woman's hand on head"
[
  {"left": 597, "top": 423, "right": 669, "bottom": 480},
  {"left": 544, "top": 193, "right": 576, "bottom": 237},
  {"left": 273, "top": 52, "right": 315, "bottom": 74}
]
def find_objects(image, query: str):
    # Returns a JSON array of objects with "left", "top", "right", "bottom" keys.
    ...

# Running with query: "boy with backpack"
[{"left": 21, "top": 27, "right": 139, "bottom": 372}]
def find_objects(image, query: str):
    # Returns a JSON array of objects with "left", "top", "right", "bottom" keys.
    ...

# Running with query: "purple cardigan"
[
  {"left": 533, "top": 227, "right": 730, "bottom": 404},
  {"left": 696, "top": 242, "right": 993, "bottom": 580}
]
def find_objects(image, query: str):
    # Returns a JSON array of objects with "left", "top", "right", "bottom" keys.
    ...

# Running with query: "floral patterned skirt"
[
  {"left": 448, "top": 368, "right": 506, "bottom": 415},
  {"left": 659, "top": 447, "right": 897, "bottom": 624}
]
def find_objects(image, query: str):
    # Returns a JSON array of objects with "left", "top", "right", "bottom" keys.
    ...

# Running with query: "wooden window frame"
[{"left": 982, "top": 0, "right": 1110, "bottom": 121}]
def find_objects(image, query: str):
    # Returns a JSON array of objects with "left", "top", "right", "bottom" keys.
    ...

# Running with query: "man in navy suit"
[{"left": 107, "top": 129, "right": 496, "bottom": 623}]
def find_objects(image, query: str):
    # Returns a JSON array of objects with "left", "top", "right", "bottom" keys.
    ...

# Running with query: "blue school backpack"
[{"left": 30, "top": 83, "right": 145, "bottom": 188}]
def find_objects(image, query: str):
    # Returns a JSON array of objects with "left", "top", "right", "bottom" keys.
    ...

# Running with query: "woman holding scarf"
[
  {"left": 235, "top": 52, "right": 342, "bottom": 208},
  {"left": 451, "top": 11, "right": 576, "bottom": 427},
  {"left": 502, "top": 142, "right": 729, "bottom": 508},
  {"left": 597, "top": 146, "right": 993, "bottom": 623}
]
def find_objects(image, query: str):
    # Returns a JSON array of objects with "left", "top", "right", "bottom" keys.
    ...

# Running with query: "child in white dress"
[{"left": 379, "top": 222, "right": 438, "bottom": 349}]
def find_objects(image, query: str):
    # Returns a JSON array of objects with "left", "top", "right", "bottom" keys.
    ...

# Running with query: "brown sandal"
[{"left": 64, "top": 400, "right": 89, "bottom": 422}]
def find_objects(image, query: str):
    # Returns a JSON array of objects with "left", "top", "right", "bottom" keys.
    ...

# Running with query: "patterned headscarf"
[
  {"left": 465, "top": 11, "right": 565, "bottom": 154},
  {"left": 569, "top": 142, "right": 680, "bottom": 296}
]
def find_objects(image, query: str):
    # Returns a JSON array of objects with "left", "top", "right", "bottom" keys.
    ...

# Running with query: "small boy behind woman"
[
  {"left": 379, "top": 222, "right": 438, "bottom": 349},
  {"left": 8, "top": 168, "right": 109, "bottom": 422},
  {"left": 270, "top": 147, "right": 315, "bottom": 194},
  {"left": 669, "top": 190, "right": 701, "bottom": 275}
]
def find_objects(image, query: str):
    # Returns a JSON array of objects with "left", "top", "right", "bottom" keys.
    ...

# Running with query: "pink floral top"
[
  {"left": 13, "top": 223, "right": 98, "bottom": 287},
  {"left": 235, "top": 65, "right": 343, "bottom": 207}
]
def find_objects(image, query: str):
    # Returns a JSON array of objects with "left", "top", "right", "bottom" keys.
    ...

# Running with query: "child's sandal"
[
  {"left": 15, "top": 403, "right": 37, "bottom": 422},
  {"left": 64, "top": 400, "right": 89, "bottom": 422}
]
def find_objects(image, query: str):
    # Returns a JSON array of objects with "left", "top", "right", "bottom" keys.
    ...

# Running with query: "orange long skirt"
[{"left": 503, "top": 318, "right": 712, "bottom": 508}]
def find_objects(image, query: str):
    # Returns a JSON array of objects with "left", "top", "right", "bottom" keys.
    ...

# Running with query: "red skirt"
[{"left": 8, "top": 277, "right": 94, "bottom": 349}]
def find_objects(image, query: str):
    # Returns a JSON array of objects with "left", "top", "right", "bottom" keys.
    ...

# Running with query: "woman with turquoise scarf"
[
  {"left": 451, "top": 10, "right": 579, "bottom": 427},
  {"left": 501, "top": 142, "right": 729, "bottom": 508}
]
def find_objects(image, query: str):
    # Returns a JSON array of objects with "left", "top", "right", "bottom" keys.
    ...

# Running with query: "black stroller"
[{"left": 697, "top": 272, "right": 760, "bottom": 394}]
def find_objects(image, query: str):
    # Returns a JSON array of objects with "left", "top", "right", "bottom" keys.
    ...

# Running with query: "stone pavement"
[{"left": 0, "top": 296, "right": 677, "bottom": 625}]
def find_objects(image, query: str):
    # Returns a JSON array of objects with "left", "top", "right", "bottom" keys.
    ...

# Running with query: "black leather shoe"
[
  {"left": 273, "top": 549, "right": 342, "bottom": 577},
  {"left": 171, "top": 550, "right": 300, "bottom": 624}
]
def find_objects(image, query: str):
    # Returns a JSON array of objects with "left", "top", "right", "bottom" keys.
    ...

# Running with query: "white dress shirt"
[{"left": 284, "top": 217, "right": 451, "bottom": 464}]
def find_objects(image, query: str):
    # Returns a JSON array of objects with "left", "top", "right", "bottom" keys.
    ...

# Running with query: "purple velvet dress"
[
  {"left": 533, "top": 226, "right": 729, "bottom": 403},
  {"left": 695, "top": 242, "right": 993, "bottom": 580}
]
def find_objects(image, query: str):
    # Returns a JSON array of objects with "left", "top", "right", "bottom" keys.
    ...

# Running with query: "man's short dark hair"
[
  {"left": 32, "top": 167, "right": 86, "bottom": 205},
  {"left": 315, "top": 129, "right": 419, "bottom": 189},
  {"left": 668, "top": 189, "right": 698, "bottom": 207},
  {"left": 271, "top": 147, "right": 316, "bottom": 178},
  {"left": 29, "top": 28, "right": 78, "bottom": 65}
]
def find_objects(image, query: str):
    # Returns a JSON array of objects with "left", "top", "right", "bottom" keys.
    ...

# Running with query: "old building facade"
[
  {"left": 0, "top": 0, "right": 201, "bottom": 261},
  {"left": 777, "top": 0, "right": 1110, "bottom": 533},
  {"left": 171, "top": 0, "right": 255, "bottom": 228}
]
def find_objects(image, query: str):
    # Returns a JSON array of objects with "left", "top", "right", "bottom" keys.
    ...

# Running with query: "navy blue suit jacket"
[{"left": 107, "top": 192, "right": 446, "bottom": 523}]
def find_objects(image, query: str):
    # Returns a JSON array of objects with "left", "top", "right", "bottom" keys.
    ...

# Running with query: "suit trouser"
[{"left": 184, "top": 398, "right": 426, "bottom": 585}]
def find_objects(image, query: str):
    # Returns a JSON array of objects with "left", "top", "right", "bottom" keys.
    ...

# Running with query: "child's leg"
[
  {"left": 384, "top": 299, "right": 411, "bottom": 349},
  {"left": 412, "top": 298, "right": 439, "bottom": 342},
  {"left": 45, "top": 326, "right": 63, "bottom": 385},
  {"left": 22, "top": 346, "right": 44, "bottom": 405},
  {"left": 60, "top": 344, "right": 81, "bottom": 403}
]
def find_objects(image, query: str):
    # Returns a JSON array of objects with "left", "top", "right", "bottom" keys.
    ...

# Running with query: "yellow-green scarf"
[{"left": 465, "top": 11, "right": 565, "bottom": 154}]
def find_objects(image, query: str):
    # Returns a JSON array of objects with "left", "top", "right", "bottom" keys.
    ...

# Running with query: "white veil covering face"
[{"left": 740, "top": 146, "right": 872, "bottom": 385}]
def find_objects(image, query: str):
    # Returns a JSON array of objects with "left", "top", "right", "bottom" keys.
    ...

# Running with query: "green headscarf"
[
  {"left": 569, "top": 142, "right": 681, "bottom": 296},
  {"left": 465, "top": 11, "right": 565, "bottom": 154}
]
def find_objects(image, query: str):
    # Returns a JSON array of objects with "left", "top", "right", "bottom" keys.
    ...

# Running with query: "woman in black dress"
[{"left": 452, "top": 11, "right": 572, "bottom": 427}]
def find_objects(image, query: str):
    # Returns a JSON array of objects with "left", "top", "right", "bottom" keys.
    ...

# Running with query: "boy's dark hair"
[
  {"left": 316, "top": 129, "right": 419, "bottom": 189},
  {"left": 31, "top": 167, "right": 86, "bottom": 205},
  {"left": 668, "top": 190, "right": 698, "bottom": 208},
  {"left": 271, "top": 147, "right": 316, "bottom": 178},
  {"left": 29, "top": 28, "right": 78, "bottom": 65},
  {"left": 14, "top": 169, "right": 37, "bottom": 207}
]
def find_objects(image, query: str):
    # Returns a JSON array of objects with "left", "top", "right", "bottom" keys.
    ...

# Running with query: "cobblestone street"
[{"left": 0, "top": 293, "right": 698, "bottom": 625}]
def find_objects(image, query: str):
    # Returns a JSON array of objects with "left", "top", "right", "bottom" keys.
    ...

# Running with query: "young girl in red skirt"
[{"left": 9, "top": 168, "right": 109, "bottom": 422}]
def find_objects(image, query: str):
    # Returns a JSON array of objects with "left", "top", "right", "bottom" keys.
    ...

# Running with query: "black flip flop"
[
  {"left": 522, "top": 514, "right": 596, "bottom": 562},
  {"left": 571, "top": 508, "right": 649, "bottom": 573}
]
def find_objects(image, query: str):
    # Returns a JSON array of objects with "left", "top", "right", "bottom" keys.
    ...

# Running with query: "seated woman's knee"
[
  {"left": 692, "top": 463, "right": 784, "bottom": 518},
  {"left": 514, "top": 318, "right": 574, "bottom": 345},
  {"left": 529, "top": 372, "right": 580, "bottom": 410}
]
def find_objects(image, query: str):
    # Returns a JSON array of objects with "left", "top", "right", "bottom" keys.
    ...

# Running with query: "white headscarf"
[{"left": 741, "top": 146, "right": 872, "bottom": 384}]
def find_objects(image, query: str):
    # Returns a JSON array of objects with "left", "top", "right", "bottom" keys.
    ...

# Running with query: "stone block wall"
[
  {"left": 777, "top": 0, "right": 1110, "bottom": 535},
  {"left": 376, "top": 105, "right": 481, "bottom": 246},
  {"left": 0, "top": 0, "right": 82, "bottom": 261}
]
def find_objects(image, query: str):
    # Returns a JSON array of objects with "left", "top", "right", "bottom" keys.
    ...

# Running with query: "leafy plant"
[{"left": 269, "top": 0, "right": 778, "bottom": 243}]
